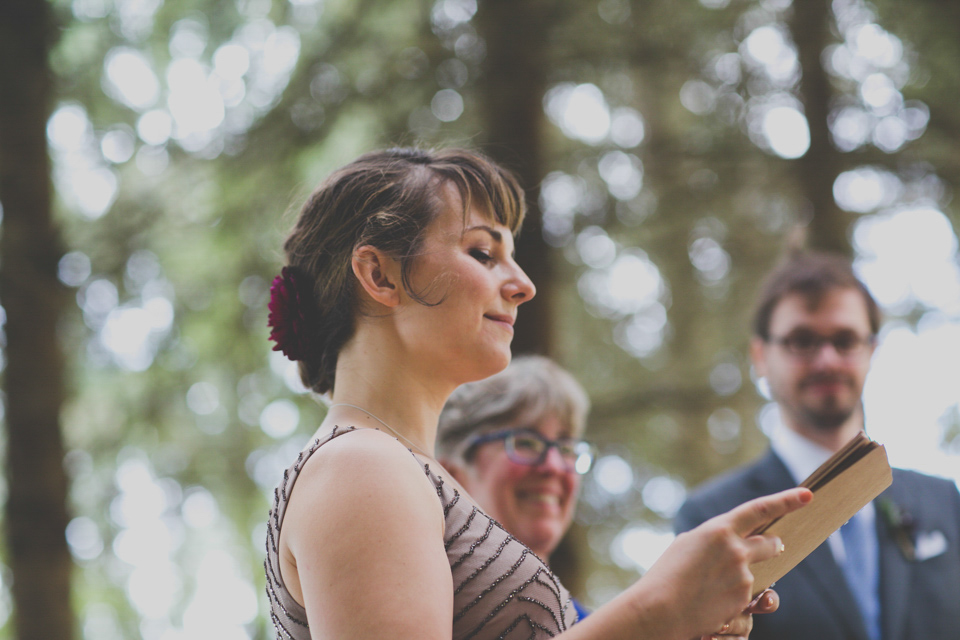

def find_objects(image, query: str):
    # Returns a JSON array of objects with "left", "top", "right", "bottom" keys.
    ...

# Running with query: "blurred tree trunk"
[
  {"left": 789, "top": 0, "right": 853, "bottom": 255},
  {"left": 474, "top": 0, "right": 555, "bottom": 356},
  {"left": 474, "top": 0, "right": 586, "bottom": 593},
  {"left": 0, "top": 2, "right": 73, "bottom": 639}
]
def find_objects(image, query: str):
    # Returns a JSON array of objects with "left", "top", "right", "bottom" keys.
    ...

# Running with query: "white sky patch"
[
  {"left": 853, "top": 203, "right": 960, "bottom": 485},
  {"left": 137, "top": 109, "right": 173, "bottom": 146},
  {"left": 214, "top": 43, "right": 251, "bottom": 80},
  {"left": 850, "top": 23, "right": 903, "bottom": 69},
  {"left": 48, "top": 103, "right": 92, "bottom": 151},
  {"left": 431, "top": 0, "right": 478, "bottom": 31},
  {"left": 830, "top": 106, "right": 873, "bottom": 151},
  {"left": 860, "top": 73, "right": 901, "bottom": 113},
  {"left": 167, "top": 58, "right": 226, "bottom": 143},
  {"left": 610, "top": 107, "right": 646, "bottom": 147},
  {"left": 579, "top": 250, "right": 664, "bottom": 319},
  {"left": 611, "top": 525, "right": 674, "bottom": 572},
  {"left": 431, "top": 89, "right": 464, "bottom": 122},
  {"left": 740, "top": 25, "right": 799, "bottom": 85},
  {"left": 66, "top": 166, "right": 119, "bottom": 219},
  {"left": 100, "top": 295, "right": 174, "bottom": 371},
  {"left": 833, "top": 166, "right": 902, "bottom": 213},
  {"left": 539, "top": 171, "right": 586, "bottom": 242},
  {"left": 180, "top": 549, "right": 259, "bottom": 635},
  {"left": 598, "top": 151, "right": 643, "bottom": 201},
  {"left": 101, "top": 126, "right": 136, "bottom": 163},
  {"left": 855, "top": 206, "right": 960, "bottom": 313},
  {"left": 269, "top": 350, "right": 309, "bottom": 394},
  {"left": 48, "top": 104, "right": 120, "bottom": 219},
  {"left": 544, "top": 83, "right": 611, "bottom": 145},
  {"left": 186, "top": 382, "right": 220, "bottom": 416},
  {"left": 103, "top": 47, "right": 160, "bottom": 111},
  {"left": 679, "top": 80, "right": 716, "bottom": 115},
  {"left": 577, "top": 227, "right": 618, "bottom": 269},
  {"left": 865, "top": 323, "right": 960, "bottom": 483},
  {"left": 593, "top": 455, "right": 634, "bottom": 495},
  {"left": 762, "top": 106, "right": 810, "bottom": 158},
  {"left": 260, "top": 399, "right": 300, "bottom": 438},
  {"left": 641, "top": 475, "right": 687, "bottom": 518}
]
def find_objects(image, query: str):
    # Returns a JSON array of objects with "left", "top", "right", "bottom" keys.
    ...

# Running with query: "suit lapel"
[
  {"left": 875, "top": 477, "right": 912, "bottom": 640},
  {"left": 794, "top": 542, "right": 870, "bottom": 640},
  {"left": 752, "top": 450, "right": 869, "bottom": 640}
]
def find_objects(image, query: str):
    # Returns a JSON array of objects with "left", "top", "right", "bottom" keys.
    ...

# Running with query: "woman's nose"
[{"left": 504, "top": 263, "right": 536, "bottom": 303}]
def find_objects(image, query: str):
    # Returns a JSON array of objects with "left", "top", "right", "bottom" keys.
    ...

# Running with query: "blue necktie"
[{"left": 840, "top": 511, "right": 881, "bottom": 640}]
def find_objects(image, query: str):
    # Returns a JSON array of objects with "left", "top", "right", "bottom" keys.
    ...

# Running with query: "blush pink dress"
[{"left": 264, "top": 426, "right": 578, "bottom": 639}]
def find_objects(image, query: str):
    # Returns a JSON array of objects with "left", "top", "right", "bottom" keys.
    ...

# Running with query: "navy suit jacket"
[{"left": 674, "top": 449, "right": 960, "bottom": 640}]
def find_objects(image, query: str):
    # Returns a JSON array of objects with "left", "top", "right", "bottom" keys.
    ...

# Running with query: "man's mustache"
[{"left": 799, "top": 373, "right": 854, "bottom": 389}]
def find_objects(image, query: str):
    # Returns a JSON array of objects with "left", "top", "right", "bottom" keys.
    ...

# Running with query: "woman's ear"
[{"left": 352, "top": 245, "right": 401, "bottom": 308}]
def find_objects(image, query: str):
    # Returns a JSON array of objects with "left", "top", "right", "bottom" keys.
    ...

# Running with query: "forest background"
[{"left": 1, "top": 0, "right": 959, "bottom": 638}]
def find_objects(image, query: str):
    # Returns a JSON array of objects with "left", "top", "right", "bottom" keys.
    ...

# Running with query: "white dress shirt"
[{"left": 769, "top": 421, "right": 876, "bottom": 564}]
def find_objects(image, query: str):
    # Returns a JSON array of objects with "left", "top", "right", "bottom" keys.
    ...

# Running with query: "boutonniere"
[{"left": 877, "top": 498, "right": 916, "bottom": 561}]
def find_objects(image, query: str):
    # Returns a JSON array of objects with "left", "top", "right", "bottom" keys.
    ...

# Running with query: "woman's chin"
[{"left": 463, "top": 347, "right": 512, "bottom": 383}]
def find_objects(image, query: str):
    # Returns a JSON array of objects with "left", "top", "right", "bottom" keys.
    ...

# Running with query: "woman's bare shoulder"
[
  {"left": 284, "top": 427, "right": 442, "bottom": 540},
  {"left": 279, "top": 427, "right": 453, "bottom": 638}
]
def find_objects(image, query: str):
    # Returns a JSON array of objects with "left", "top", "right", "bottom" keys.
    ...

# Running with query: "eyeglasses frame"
[
  {"left": 767, "top": 330, "right": 877, "bottom": 359},
  {"left": 461, "top": 428, "right": 596, "bottom": 474}
]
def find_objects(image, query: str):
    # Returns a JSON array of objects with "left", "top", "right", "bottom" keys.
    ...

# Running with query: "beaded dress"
[{"left": 265, "top": 426, "right": 578, "bottom": 640}]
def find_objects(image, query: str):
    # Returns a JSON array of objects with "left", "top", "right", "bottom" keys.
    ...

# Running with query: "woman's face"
[
  {"left": 398, "top": 193, "right": 535, "bottom": 385},
  {"left": 455, "top": 414, "right": 580, "bottom": 561}
]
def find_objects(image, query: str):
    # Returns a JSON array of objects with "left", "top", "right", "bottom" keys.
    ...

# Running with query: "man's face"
[{"left": 751, "top": 287, "right": 876, "bottom": 438}]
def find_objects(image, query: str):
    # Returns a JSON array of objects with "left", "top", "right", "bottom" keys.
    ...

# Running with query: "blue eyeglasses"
[{"left": 463, "top": 429, "right": 596, "bottom": 474}]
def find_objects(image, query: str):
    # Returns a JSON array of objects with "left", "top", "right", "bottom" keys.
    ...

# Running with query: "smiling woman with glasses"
[{"left": 437, "top": 355, "right": 594, "bottom": 617}]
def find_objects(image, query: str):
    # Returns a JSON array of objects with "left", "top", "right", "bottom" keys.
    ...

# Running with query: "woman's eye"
[{"left": 470, "top": 248, "right": 493, "bottom": 263}]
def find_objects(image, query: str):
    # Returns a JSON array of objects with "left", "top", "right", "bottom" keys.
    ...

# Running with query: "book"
[{"left": 748, "top": 431, "right": 893, "bottom": 599}]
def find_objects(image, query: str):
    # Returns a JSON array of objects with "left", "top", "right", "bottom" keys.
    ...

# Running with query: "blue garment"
[
  {"left": 840, "top": 512, "right": 880, "bottom": 640},
  {"left": 572, "top": 598, "right": 590, "bottom": 621}
]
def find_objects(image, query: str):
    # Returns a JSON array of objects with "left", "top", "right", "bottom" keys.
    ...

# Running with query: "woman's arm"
[
  {"left": 281, "top": 429, "right": 453, "bottom": 639},
  {"left": 283, "top": 429, "right": 809, "bottom": 640},
  {"left": 557, "top": 487, "right": 812, "bottom": 640}
]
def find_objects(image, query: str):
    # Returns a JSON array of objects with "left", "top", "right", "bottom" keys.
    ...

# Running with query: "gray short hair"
[{"left": 437, "top": 355, "right": 590, "bottom": 462}]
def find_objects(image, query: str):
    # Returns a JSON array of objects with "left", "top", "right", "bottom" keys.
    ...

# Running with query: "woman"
[
  {"left": 436, "top": 355, "right": 595, "bottom": 620},
  {"left": 263, "top": 147, "right": 811, "bottom": 640}
]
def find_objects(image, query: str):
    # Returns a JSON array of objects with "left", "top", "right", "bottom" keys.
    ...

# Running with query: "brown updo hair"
[{"left": 282, "top": 147, "right": 527, "bottom": 394}]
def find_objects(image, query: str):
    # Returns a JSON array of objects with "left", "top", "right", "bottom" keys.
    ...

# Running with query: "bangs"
[{"left": 428, "top": 150, "right": 526, "bottom": 235}]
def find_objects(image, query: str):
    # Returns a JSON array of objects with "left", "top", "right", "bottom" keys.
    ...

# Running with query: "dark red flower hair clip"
[{"left": 267, "top": 266, "right": 319, "bottom": 361}]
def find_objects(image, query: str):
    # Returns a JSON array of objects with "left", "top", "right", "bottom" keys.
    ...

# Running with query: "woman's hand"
[
  {"left": 700, "top": 589, "right": 778, "bottom": 640},
  {"left": 635, "top": 487, "right": 812, "bottom": 640}
]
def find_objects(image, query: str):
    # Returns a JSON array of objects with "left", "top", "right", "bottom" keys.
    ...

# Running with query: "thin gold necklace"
[{"left": 328, "top": 403, "right": 433, "bottom": 458}]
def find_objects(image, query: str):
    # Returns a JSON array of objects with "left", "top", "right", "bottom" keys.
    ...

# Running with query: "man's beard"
[
  {"left": 797, "top": 404, "right": 854, "bottom": 431},
  {"left": 795, "top": 373, "right": 859, "bottom": 431}
]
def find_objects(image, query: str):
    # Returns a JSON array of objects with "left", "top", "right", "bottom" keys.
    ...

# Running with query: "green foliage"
[{"left": 5, "top": 0, "right": 955, "bottom": 635}]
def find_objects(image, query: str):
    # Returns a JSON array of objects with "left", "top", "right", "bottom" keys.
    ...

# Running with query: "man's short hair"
[
  {"left": 752, "top": 251, "right": 881, "bottom": 340},
  {"left": 437, "top": 355, "right": 590, "bottom": 462}
]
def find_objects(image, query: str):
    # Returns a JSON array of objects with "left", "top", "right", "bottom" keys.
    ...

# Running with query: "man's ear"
[
  {"left": 749, "top": 336, "right": 768, "bottom": 378},
  {"left": 352, "top": 245, "right": 401, "bottom": 308}
]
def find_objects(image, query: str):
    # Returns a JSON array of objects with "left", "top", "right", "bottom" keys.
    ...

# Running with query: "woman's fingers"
[
  {"left": 726, "top": 487, "right": 813, "bottom": 538},
  {"left": 744, "top": 589, "right": 778, "bottom": 614},
  {"left": 741, "top": 531, "right": 785, "bottom": 564},
  {"left": 700, "top": 612, "right": 753, "bottom": 640}
]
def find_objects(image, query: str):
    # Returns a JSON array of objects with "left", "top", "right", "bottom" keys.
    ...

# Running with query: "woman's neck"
[{"left": 328, "top": 330, "right": 457, "bottom": 457}]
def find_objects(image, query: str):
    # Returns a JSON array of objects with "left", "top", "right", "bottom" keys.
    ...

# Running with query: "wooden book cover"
[{"left": 748, "top": 432, "right": 893, "bottom": 598}]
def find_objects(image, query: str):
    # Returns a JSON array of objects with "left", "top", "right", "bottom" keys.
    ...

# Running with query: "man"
[{"left": 675, "top": 251, "right": 960, "bottom": 640}]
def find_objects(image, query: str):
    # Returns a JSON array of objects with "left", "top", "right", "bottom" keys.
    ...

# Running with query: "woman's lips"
[{"left": 485, "top": 314, "right": 515, "bottom": 333}]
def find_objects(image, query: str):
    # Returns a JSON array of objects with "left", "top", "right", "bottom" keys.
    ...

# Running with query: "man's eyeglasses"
[
  {"left": 768, "top": 331, "right": 875, "bottom": 359},
  {"left": 463, "top": 429, "right": 596, "bottom": 474}
]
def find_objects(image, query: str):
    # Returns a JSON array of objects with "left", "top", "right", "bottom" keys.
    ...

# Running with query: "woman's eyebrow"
[{"left": 465, "top": 225, "right": 503, "bottom": 243}]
